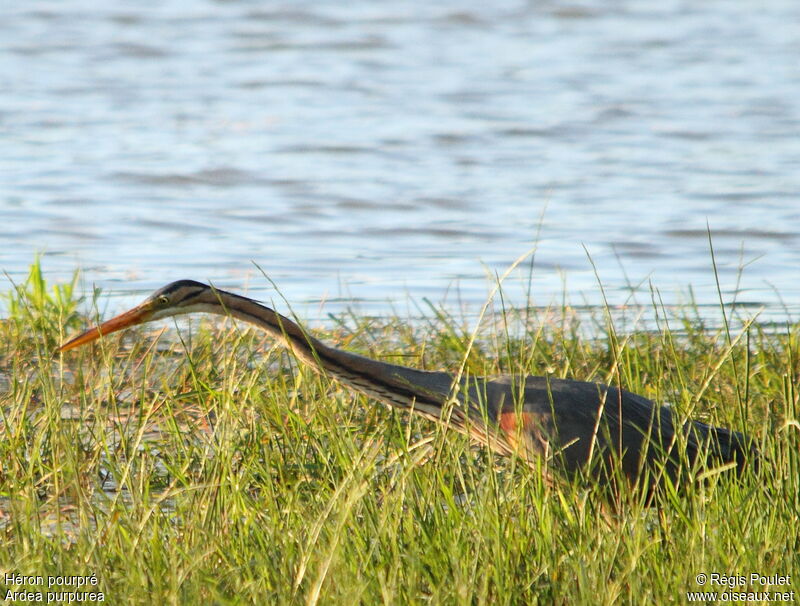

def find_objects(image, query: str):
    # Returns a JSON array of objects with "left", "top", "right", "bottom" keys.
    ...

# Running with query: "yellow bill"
[{"left": 59, "top": 305, "right": 152, "bottom": 352}]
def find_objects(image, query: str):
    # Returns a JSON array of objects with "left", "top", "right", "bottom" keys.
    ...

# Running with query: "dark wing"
[{"left": 472, "top": 375, "right": 754, "bottom": 485}]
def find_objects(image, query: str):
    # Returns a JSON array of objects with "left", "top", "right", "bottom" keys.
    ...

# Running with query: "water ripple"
[{"left": 1, "top": 0, "right": 798, "bottom": 323}]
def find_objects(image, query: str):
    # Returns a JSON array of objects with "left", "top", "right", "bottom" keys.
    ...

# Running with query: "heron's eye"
[{"left": 158, "top": 295, "right": 169, "bottom": 306}]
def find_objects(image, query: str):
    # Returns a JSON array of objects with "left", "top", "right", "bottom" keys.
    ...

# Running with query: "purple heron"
[{"left": 60, "top": 280, "right": 757, "bottom": 492}]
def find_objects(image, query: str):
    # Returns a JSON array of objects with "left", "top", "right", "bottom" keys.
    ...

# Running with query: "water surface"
[{"left": 2, "top": 1, "right": 799, "bottom": 325}]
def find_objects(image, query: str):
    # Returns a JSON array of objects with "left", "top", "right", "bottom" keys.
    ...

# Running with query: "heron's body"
[{"left": 60, "top": 280, "right": 756, "bottom": 492}]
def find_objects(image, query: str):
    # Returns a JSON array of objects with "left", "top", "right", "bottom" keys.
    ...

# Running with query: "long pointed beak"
[{"left": 59, "top": 304, "right": 153, "bottom": 352}]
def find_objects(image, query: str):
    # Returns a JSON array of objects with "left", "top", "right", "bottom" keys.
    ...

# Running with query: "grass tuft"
[{"left": 0, "top": 259, "right": 798, "bottom": 604}]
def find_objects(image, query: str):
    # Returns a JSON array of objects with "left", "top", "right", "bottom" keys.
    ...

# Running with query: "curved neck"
[
  {"left": 197, "top": 291, "right": 462, "bottom": 428},
  {"left": 204, "top": 292, "right": 332, "bottom": 366},
  {"left": 203, "top": 292, "right": 454, "bottom": 419},
  {"left": 172, "top": 289, "right": 510, "bottom": 453}
]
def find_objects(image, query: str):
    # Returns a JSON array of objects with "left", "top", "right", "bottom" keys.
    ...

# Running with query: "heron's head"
[{"left": 59, "top": 280, "right": 224, "bottom": 352}]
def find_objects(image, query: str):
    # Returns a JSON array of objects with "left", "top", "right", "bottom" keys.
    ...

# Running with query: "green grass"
[{"left": 1, "top": 260, "right": 798, "bottom": 605}]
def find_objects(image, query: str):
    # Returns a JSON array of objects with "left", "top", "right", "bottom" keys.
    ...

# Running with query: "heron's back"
[{"left": 468, "top": 375, "right": 754, "bottom": 485}]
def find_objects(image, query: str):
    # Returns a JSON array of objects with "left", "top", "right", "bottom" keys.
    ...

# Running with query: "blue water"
[{"left": 2, "top": 1, "right": 799, "bottom": 325}]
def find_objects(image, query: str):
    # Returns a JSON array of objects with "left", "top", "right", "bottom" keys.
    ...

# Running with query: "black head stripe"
[{"left": 152, "top": 280, "right": 209, "bottom": 300}]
